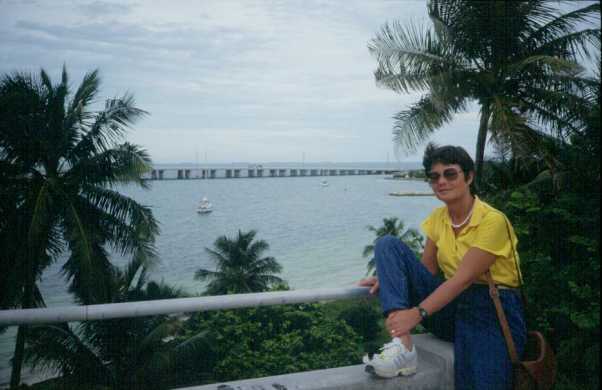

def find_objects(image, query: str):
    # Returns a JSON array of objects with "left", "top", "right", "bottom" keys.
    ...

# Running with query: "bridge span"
[{"left": 145, "top": 167, "right": 399, "bottom": 180}]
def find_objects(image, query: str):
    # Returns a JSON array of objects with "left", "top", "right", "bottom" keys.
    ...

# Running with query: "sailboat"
[{"left": 197, "top": 197, "right": 213, "bottom": 214}]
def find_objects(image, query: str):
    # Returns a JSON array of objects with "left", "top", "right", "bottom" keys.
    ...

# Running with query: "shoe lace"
[{"left": 378, "top": 341, "right": 401, "bottom": 359}]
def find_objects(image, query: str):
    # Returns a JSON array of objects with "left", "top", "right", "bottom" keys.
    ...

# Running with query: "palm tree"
[
  {"left": 23, "top": 258, "right": 209, "bottom": 390},
  {"left": 196, "top": 230, "right": 284, "bottom": 295},
  {"left": 0, "top": 66, "right": 158, "bottom": 387},
  {"left": 481, "top": 57, "right": 600, "bottom": 196},
  {"left": 369, "top": 0, "right": 600, "bottom": 187},
  {"left": 363, "top": 217, "right": 424, "bottom": 276}
]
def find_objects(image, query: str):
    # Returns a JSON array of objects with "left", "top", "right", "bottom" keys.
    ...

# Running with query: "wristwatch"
[{"left": 417, "top": 306, "right": 429, "bottom": 321}]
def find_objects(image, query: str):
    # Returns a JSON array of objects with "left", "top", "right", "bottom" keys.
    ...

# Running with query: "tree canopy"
[
  {"left": 0, "top": 66, "right": 158, "bottom": 387},
  {"left": 369, "top": 0, "right": 600, "bottom": 185}
]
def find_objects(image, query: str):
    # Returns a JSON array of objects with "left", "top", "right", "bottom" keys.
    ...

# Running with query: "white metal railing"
[{"left": 0, "top": 287, "right": 372, "bottom": 326}]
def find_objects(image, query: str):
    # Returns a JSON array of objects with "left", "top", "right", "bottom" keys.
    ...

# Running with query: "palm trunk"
[
  {"left": 10, "top": 254, "right": 34, "bottom": 388},
  {"left": 10, "top": 283, "right": 32, "bottom": 388},
  {"left": 475, "top": 104, "right": 491, "bottom": 190},
  {"left": 9, "top": 325, "right": 27, "bottom": 389}
]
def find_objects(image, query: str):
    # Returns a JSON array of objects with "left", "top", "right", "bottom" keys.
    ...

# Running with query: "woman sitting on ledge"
[{"left": 359, "top": 143, "right": 526, "bottom": 389}]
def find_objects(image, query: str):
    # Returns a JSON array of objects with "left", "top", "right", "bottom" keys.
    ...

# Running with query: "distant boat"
[
  {"left": 384, "top": 171, "right": 411, "bottom": 180},
  {"left": 320, "top": 180, "right": 329, "bottom": 187},
  {"left": 389, "top": 192, "right": 435, "bottom": 197},
  {"left": 197, "top": 197, "right": 213, "bottom": 213}
]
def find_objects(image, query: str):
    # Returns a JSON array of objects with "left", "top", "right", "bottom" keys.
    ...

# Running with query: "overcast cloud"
[{"left": 1, "top": 0, "right": 594, "bottom": 164}]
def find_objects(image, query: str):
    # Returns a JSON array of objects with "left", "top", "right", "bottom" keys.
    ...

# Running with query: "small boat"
[
  {"left": 389, "top": 191, "right": 435, "bottom": 197},
  {"left": 197, "top": 197, "right": 213, "bottom": 213},
  {"left": 320, "top": 180, "right": 329, "bottom": 187}
]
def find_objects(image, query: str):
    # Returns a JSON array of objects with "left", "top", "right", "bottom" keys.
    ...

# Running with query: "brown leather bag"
[
  {"left": 487, "top": 273, "right": 557, "bottom": 389},
  {"left": 486, "top": 217, "right": 557, "bottom": 389}
]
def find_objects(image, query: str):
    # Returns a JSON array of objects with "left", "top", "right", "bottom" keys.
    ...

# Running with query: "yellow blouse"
[{"left": 421, "top": 197, "right": 522, "bottom": 288}]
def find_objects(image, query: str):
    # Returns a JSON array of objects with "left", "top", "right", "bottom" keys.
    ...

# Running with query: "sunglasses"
[{"left": 427, "top": 168, "right": 462, "bottom": 183}]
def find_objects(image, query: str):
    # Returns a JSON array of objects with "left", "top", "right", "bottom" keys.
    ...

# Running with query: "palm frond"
[
  {"left": 172, "top": 330, "right": 211, "bottom": 361},
  {"left": 199, "top": 230, "right": 283, "bottom": 294},
  {"left": 61, "top": 200, "right": 117, "bottom": 304},
  {"left": 69, "top": 94, "right": 148, "bottom": 161},
  {"left": 203, "top": 247, "right": 231, "bottom": 269},
  {"left": 121, "top": 247, "right": 157, "bottom": 292},
  {"left": 80, "top": 186, "right": 159, "bottom": 249},
  {"left": 138, "top": 318, "right": 181, "bottom": 357},
  {"left": 392, "top": 93, "right": 466, "bottom": 153},
  {"left": 194, "top": 268, "right": 221, "bottom": 282},
  {"left": 39, "top": 69, "right": 53, "bottom": 94},
  {"left": 362, "top": 244, "right": 374, "bottom": 258},
  {"left": 369, "top": 20, "right": 461, "bottom": 86},
  {"left": 489, "top": 98, "right": 562, "bottom": 172},
  {"left": 63, "top": 70, "right": 101, "bottom": 151},
  {"left": 25, "top": 324, "right": 110, "bottom": 384},
  {"left": 255, "top": 274, "right": 284, "bottom": 287},
  {"left": 534, "top": 29, "right": 601, "bottom": 60},
  {"left": 62, "top": 241, "right": 116, "bottom": 305},
  {"left": 528, "top": 3, "right": 600, "bottom": 50},
  {"left": 140, "top": 280, "right": 187, "bottom": 300},
  {"left": 517, "top": 91, "right": 587, "bottom": 137},
  {"left": 68, "top": 142, "right": 153, "bottom": 189},
  {"left": 68, "top": 69, "right": 100, "bottom": 117},
  {"left": 26, "top": 181, "right": 49, "bottom": 247},
  {"left": 248, "top": 240, "right": 269, "bottom": 258},
  {"left": 248, "top": 257, "right": 283, "bottom": 276},
  {"left": 508, "top": 55, "right": 581, "bottom": 76}
]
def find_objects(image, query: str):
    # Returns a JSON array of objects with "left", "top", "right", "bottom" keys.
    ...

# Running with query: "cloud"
[
  {"left": 77, "top": 1, "right": 136, "bottom": 18},
  {"left": 1, "top": 0, "right": 503, "bottom": 163}
]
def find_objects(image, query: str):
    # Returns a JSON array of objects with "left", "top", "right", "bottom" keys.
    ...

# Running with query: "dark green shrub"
[
  {"left": 337, "top": 300, "right": 382, "bottom": 343},
  {"left": 177, "top": 303, "right": 363, "bottom": 385}
]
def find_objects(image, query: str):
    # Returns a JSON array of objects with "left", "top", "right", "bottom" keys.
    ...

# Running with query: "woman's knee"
[
  {"left": 374, "top": 234, "right": 414, "bottom": 264},
  {"left": 375, "top": 235, "right": 411, "bottom": 257}
]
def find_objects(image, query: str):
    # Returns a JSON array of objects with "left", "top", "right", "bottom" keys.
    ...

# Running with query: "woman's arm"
[
  {"left": 421, "top": 238, "right": 439, "bottom": 276},
  {"left": 419, "top": 247, "right": 496, "bottom": 315},
  {"left": 387, "top": 247, "right": 497, "bottom": 337}
]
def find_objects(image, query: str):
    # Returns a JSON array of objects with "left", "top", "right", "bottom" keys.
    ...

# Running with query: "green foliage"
[
  {"left": 369, "top": 0, "right": 600, "bottom": 183},
  {"left": 0, "top": 66, "right": 157, "bottom": 386},
  {"left": 179, "top": 304, "right": 363, "bottom": 385},
  {"left": 483, "top": 122, "right": 600, "bottom": 389},
  {"left": 336, "top": 300, "right": 381, "bottom": 343},
  {"left": 486, "top": 182, "right": 600, "bottom": 389},
  {"left": 333, "top": 299, "right": 386, "bottom": 356},
  {"left": 364, "top": 217, "right": 424, "bottom": 276},
  {"left": 195, "top": 230, "right": 284, "bottom": 295},
  {"left": 23, "top": 260, "right": 206, "bottom": 390},
  {"left": 479, "top": 57, "right": 600, "bottom": 387}
]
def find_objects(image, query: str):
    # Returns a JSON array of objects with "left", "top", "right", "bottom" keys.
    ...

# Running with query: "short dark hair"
[{"left": 422, "top": 143, "right": 475, "bottom": 178}]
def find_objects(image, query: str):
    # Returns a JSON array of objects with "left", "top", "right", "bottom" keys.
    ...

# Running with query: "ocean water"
[{"left": 0, "top": 172, "right": 441, "bottom": 384}]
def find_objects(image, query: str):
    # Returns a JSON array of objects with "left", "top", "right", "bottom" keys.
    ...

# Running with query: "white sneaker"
[{"left": 363, "top": 338, "right": 418, "bottom": 378}]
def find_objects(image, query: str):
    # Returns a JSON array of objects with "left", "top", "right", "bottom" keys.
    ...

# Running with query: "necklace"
[{"left": 450, "top": 201, "right": 475, "bottom": 229}]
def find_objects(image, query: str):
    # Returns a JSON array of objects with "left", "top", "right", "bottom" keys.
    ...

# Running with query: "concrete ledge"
[{"left": 177, "top": 334, "right": 454, "bottom": 390}]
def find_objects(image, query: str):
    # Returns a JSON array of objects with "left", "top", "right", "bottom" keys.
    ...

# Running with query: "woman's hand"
[
  {"left": 386, "top": 309, "right": 422, "bottom": 338},
  {"left": 358, "top": 276, "right": 380, "bottom": 295}
]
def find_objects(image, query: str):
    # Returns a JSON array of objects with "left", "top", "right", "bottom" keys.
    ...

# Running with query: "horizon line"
[{"left": 151, "top": 160, "right": 423, "bottom": 165}]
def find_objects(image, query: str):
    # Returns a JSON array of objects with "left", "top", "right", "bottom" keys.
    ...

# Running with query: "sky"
[{"left": 0, "top": 0, "right": 597, "bottom": 164}]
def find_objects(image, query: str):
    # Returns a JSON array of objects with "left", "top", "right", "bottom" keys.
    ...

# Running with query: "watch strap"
[{"left": 417, "top": 306, "right": 429, "bottom": 320}]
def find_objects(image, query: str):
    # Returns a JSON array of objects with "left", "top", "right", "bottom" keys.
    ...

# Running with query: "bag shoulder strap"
[
  {"left": 486, "top": 271, "right": 521, "bottom": 364},
  {"left": 501, "top": 214, "right": 524, "bottom": 289},
  {"left": 487, "top": 212, "right": 524, "bottom": 365}
]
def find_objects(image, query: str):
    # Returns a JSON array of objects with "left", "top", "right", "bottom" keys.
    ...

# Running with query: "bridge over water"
[{"left": 145, "top": 167, "right": 400, "bottom": 180}]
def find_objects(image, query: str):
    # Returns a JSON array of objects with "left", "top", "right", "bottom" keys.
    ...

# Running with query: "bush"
[
  {"left": 177, "top": 303, "right": 363, "bottom": 385},
  {"left": 486, "top": 184, "right": 600, "bottom": 389},
  {"left": 336, "top": 299, "right": 382, "bottom": 343}
]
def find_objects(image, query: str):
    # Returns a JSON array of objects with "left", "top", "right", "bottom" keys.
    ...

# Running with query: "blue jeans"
[{"left": 374, "top": 235, "right": 527, "bottom": 390}]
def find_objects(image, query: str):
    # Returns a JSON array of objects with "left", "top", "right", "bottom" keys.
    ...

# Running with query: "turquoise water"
[{"left": 0, "top": 173, "right": 441, "bottom": 384}]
